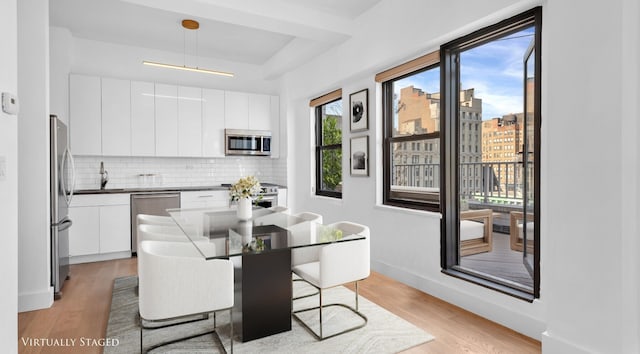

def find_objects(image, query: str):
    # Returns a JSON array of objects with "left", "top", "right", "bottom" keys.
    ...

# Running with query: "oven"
[
  {"left": 255, "top": 185, "right": 278, "bottom": 208},
  {"left": 221, "top": 183, "right": 279, "bottom": 208}
]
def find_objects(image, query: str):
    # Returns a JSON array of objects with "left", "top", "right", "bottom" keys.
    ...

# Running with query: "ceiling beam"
[{"left": 122, "top": 0, "right": 353, "bottom": 43}]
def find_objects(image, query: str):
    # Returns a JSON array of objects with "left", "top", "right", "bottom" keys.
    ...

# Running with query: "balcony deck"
[{"left": 460, "top": 231, "right": 534, "bottom": 289}]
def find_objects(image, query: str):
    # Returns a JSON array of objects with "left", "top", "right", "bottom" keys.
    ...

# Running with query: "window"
[
  {"left": 313, "top": 93, "right": 343, "bottom": 198},
  {"left": 441, "top": 8, "right": 541, "bottom": 300},
  {"left": 378, "top": 51, "right": 441, "bottom": 211}
]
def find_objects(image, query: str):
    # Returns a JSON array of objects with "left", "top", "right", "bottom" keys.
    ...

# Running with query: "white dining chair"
[
  {"left": 138, "top": 240, "right": 233, "bottom": 353},
  {"left": 291, "top": 221, "right": 370, "bottom": 340},
  {"left": 137, "top": 213, "right": 176, "bottom": 226},
  {"left": 269, "top": 206, "right": 289, "bottom": 213}
]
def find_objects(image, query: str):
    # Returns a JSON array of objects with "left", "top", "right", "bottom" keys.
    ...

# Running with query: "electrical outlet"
[{"left": 2, "top": 93, "right": 19, "bottom": 115}]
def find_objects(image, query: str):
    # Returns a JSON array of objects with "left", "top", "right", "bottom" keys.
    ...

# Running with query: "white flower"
[{"left": 229, "top": 176, "right": 261, "bottom": 201}]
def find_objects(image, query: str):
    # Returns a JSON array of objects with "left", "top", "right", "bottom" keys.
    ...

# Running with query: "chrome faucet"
[{"left": 99, "top": 161, "right": 109, "bottom": 190}]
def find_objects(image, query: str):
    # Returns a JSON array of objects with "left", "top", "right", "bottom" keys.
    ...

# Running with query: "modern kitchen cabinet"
[
  {"left": 155, "top": 83, "right": 179, "bottom": 156},
  {"left": 68, "top": 194, "right": 131, "bottom": 263},
  {"left": 180, "top": 190, "right": 229, "bottom": 209},
  {"left": 224, "top": 91, "right": 249, "bottom": 129},
  {"left": 69, "top": 74, "right": 281, "bottom": 158},
  {"left": 99, "top": 204, "right": 131, "bottom": 253},
  {"left": 68, "top": 206, "right": 100, "bottom": 256},
  {"left": 131, "top": 81, "right": 156, "bottom": 156},
  {"left": 248, "top": 93, "right": 271, "bottom": 130},
  {"left": 202, "top": 88, "right": 225, "bottom": 157},
  {"left": 225, "top": 92, "right": 274, "bottom": 132},
  {"left": 178, "top": 86, "right": 203, "bottom": 157},
  {"left": 101, "top": 77, "right": 131, "bottom": 156},
  {"left": 69, "top": 74, "right": 102, "bottom": 155},
  {"left": 270, "top": 95, "right": 280, "bottom": 158}
]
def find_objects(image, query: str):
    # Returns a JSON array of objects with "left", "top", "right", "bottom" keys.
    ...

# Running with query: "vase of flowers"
[{"left": 230, "top": 176, "right": 261, "bottom": 220}]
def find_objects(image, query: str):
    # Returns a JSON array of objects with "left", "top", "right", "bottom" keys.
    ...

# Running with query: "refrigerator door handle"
[
  {"left": 56, "top": 217, "right": 73, "bottom": 232},
  {"left": 61, "top": 147, "right": 76, "bottom": 206},
  {"left": 67, "top": 148, "right": 76, "bottom": 205}
]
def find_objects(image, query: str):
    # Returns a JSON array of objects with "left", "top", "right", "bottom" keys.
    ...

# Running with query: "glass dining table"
[{"left": 166, "top": 206, "right": 363, "bottom": 342}]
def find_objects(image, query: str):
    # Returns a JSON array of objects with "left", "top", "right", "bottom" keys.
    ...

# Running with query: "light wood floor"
[{"left": 18, "top": 258, "right": 541, "bottom": 353}]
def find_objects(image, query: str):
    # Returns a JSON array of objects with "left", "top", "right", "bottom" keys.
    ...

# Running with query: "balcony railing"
[{"left": 392, "top": 161, "right": 524, "bottom": 205}]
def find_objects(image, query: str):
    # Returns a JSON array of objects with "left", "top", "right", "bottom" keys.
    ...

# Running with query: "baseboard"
[
  {"left": 541, "top": 331, "right": 590, "bottom": 354},
  {"left": 18, "top": 287, "right": 53, "bottom": 312},
  {"left": 371, "top": 259, "right": 545, "bottom": 340},
  {"left": 69, "top": 251, "right": 132, "bottom": 265}
]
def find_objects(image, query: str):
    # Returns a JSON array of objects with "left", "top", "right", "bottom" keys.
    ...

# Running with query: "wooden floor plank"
[{"left": 18, "top": 257, "right": 540, "bottom": 353}]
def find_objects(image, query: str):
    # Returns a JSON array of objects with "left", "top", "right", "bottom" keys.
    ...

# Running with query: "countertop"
[{"left": 74, "top": 184, "right": 286, "bottom": 195}]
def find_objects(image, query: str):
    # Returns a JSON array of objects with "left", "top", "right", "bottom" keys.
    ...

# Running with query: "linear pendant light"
[
  {"left": 142, "top": 61, "right": 234, "bottom": 77},
  {"left": 143, "top": 19, "right": 234, "bottom": 78}
]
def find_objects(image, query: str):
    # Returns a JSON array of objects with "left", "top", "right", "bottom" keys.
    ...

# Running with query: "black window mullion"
[
  {"left": 382, "top": 66, "right": 442, "bottom": 211},
  {"left": 315, "top": 98, "right": 342, "bottom": 198}
]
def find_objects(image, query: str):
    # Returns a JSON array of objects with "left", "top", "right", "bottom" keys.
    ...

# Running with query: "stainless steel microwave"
[{"left": 225, "top": 129, "right": 272, "bottom": 156}]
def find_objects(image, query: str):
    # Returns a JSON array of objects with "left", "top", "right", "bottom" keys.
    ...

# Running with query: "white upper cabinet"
[
  {"left": 248, "top": 93, "right": 271, "bottom": 131},
  {"left": 69, "top": 74, "right": 280, "bottom": 158},
  {"left": 224, "top": 91, "right": 249, "bottom": 129},
  {"left": 202, "top": 88, "right": 225, "bottom": 157},
  {"left": 131, "top": 81, "right": 155, "bottom": 156},
  {"left": 270, "top": 95, "right": 280, "bottom": 158},
  {"left": 101, "top": 78, "right": 131, "bottom": 156},
  {"left": 177, "top": 86, "right": 203, "bottom": 157},
  {"left": 155, "top": 83, "right": 179, "bottom": 156},
  {"left": 69, "top": 74, "right": 102, "bottom": 155}
]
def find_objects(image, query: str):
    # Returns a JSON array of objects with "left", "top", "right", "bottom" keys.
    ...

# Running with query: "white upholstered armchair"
[
  {"left": 138, "top": 240, "right": 234, "bottom": 353},
  {"left": 291, "top": 221, "right": 370, "bottom": 340}
]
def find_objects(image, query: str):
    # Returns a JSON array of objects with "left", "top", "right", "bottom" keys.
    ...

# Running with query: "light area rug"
[{"left": 105, "top": 276, "right": 434, "bottom": 353}]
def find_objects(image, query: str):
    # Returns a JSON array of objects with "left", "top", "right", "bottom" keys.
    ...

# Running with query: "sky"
[{"left": 394, "top": 27, "right": 535, "bottom": 121}]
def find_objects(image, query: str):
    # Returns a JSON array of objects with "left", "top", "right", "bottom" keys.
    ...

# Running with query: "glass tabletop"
[{"left": 167, "top": 206, "right": 363, "bottom": 260}]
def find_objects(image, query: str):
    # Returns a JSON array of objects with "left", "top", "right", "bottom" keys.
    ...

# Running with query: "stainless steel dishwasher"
[{"left": 130, "top": 193, "right": 180, "bottom": 254}]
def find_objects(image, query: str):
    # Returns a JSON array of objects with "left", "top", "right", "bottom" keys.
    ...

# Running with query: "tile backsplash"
[{"left": 73, "top": 155, "right": 287, "bottom": 190}]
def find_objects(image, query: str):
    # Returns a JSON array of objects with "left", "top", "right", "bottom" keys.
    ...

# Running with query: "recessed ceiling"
[
  {"left": 49, "top": 0, "right": 383, "bottom": 77},
  {"left": 50, "top": 0, "right": 295, "bottom": 65}
]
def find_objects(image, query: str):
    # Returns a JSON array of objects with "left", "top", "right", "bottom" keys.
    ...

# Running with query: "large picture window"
[
  {"left": 381, "top": 53, "right": 441, "bottom": 211},
  {"left": 441, "top": 8, "right": 541, "bottom": 300},
  {"left": 314, "top": 96, "right": 343, "bottom": 198}
]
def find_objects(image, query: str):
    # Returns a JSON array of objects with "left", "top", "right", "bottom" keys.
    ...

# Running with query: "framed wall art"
[
  {"left": 350, "top": 135, "right": 369, "bottom": 176},
  {"left": 349, "top": 89, "right": 368, "bottom": 132}
]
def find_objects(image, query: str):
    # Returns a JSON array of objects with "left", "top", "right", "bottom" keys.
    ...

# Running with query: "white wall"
[
  {"left": 541, "top": 0, "right": 640, "bottom": 352},
  {"left": 17, "top": 0, "right": 53, "bottom": 312},
  {"left": 0, "top": 0, "right": 19, "bottom": 351},
  {"left": 620, "top": 0, "right": 640, "bottom": 350},
  {"left": 282, "top": 0, "right": 640, "bottom": 352}
]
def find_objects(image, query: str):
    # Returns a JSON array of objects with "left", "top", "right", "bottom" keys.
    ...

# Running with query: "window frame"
[
  {"left": 440, "top": 7, "right": 542, "bottom": 301},
  {"left": 314, "top": 99, "right": 343, "bottom": 199},
  {"left": 382, "top": 64, "right": 442, "bottom": 212}
]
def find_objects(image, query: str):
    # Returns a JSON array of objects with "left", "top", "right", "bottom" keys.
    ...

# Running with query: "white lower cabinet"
[
  {"left": 68, "top": 194, "right": 131, "bottom": 263},
  {"left": 68, "top": 206, "right": 100, "bottom": 256},
  {"left": 180, "top": 190, "right": 230, "bottom": 209},
  {"left": 99, "top": 204, "right": 131, "bottom": 253}
]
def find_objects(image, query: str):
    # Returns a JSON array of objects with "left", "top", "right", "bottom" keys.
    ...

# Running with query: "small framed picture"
[
  {"left": 349, "top": 89, "right": 368, "bottom": 132},
  {"left": 350, "top": 135, "right": 369, "bottom": 176}
]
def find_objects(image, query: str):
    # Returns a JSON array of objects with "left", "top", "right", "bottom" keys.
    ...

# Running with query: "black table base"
[{"left": 233, "top": 249, "right": 292, "bottom": 342}]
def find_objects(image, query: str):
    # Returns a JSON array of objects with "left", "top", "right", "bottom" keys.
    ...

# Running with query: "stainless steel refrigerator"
[{"left": 50, "top": 115, "right": 76, "bottom": 299}]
